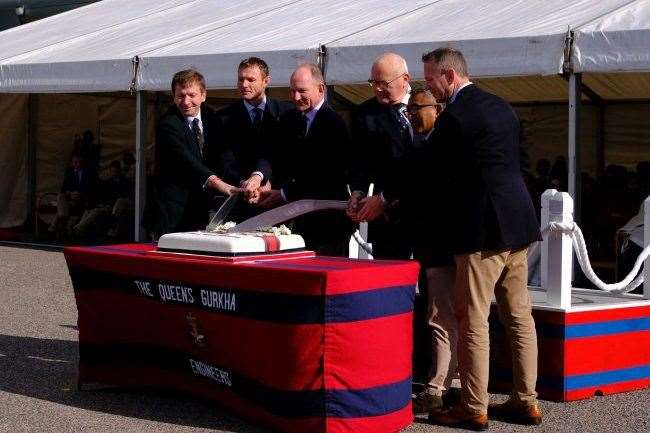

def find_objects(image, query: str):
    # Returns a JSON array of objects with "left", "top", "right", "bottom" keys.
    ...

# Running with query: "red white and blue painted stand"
[
  {"left": 491, "top": 191, "right": 650, "bottom": 401},
  {"left": 65, "top": 245, "right": 419, "bottom": 433}
]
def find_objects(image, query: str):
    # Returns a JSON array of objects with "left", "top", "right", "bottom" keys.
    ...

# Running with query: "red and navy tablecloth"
[{"left": 65, "top": 244, "right": 419, "bottom": 433}]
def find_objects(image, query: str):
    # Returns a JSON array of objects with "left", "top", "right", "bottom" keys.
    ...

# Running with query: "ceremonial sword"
[{"left": 226, "top": 199, "right": 348, "bottom": 233}]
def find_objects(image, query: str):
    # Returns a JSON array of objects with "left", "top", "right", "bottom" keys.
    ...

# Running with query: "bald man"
[
  {"left": 258, "top": 64, "right": 352, "bottom": 255},
  {"left": 347, "top": 52, "right": 416, "bottom": 260}
]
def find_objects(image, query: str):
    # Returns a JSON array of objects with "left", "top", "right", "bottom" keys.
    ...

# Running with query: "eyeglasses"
[
  {"left": 367, "top": 73, "right": 405, "bottom": 88},
  {"left": 406, "top": 103, "right": 443, "bottom": 115}
]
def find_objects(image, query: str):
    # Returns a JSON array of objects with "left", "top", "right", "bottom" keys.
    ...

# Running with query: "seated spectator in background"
[
  {"left": 74, "top": 130, "right": 102, "bottom": 178},
  {"left": 73, "top": 160, "right": 134, "bottom": 239},
  {"left": 49, "top": 153, "right": 97, "bottom": 237},
  {"left": 618, "top": 203, "right": 644, "bottom": 294},
  {"left": 122, "top": 151, "right": 136, "bottom": 181},
  {"left": 549, "top": 156, "right": 567, "bottom": 191}
]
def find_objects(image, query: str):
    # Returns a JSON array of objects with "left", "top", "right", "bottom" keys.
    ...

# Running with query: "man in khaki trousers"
[{"left": 422, "top": 47, "right": 542, "bottom": 431}]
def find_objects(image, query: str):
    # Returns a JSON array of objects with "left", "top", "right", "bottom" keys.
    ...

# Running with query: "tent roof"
[
  {"left": 573, "top": 0, "right": 650, "bottom": 73},
  {"left": 136, "top": 0, "right": 438, "bottom": 90},
  {"left": 0, "top": 0, "right": 649, "bottom": 96}
]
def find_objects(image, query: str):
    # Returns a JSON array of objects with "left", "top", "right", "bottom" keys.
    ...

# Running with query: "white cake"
[{"left": 157, "top": 230, "right": 305, "bottom": 255}]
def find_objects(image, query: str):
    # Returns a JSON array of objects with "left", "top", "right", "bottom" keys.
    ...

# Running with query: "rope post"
[
  {"left": 643, "top": 197, "right": 650, "bottom": 299},
  {"left": 541, "top": 189, "right": 574, "bottom": 309}
]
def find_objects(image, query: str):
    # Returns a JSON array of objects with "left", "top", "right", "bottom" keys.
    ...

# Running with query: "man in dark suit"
[
  {"left": 215, "top": 57, "right": 292, "bottom": 211},
  {"left": 423, "top": 48, "right": 541, "bottom": 430},
  {"left": 346, "top": 52, "right": 415, "bottom": 260},
  {"left": 49, "top": 153, "right": 97, "bottom": 236},
  {"left": 257, "top": 64, "right": 352, "bottom": 255},
  {"left": 144, "top": 69, "right": 239, "bottom": 237}
]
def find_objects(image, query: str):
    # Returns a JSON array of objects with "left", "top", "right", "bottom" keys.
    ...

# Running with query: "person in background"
[
  {"left": 73, "top": 160, "right": 133, "bottom": 239},
  {"left": 49, "top": 153, "right": 97, "bottom": 238}
]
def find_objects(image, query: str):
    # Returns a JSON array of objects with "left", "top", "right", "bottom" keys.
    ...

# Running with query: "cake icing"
[{"left": 158, "top": 224, "right": 305, "bottom": 255}]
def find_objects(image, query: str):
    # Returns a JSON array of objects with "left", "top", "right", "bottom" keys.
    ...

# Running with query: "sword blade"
[
  {"left": 227, "top": 199, "right": 348, "bottom": 232},
  {"left": 206, "top": 193, "right": 240, "bottom": 231}
]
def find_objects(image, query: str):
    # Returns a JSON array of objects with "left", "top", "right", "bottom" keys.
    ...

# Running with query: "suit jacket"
[
  {"left": 61, "top": 167, "right": 95, "bottom": 195},
  {"left": 144, "top": 105, "right": 217, "bottom": 235},
  {"left": 215, "top": 98, "right": 292, "bottom": 186},
  {"left": 433, "top": 84, "right": 540, "bottom": 254},
  {"left": 274, "top": 103, "right": 353, "bottom": 248},
  {"left": 60, "top": 166, "right": 97, "bottom": 209},
  {"left": 349, "top": 97, "right": 413, "bottom": 202},
  {"left": 349, "top": 97, "right": 419, "bottom": 259}
]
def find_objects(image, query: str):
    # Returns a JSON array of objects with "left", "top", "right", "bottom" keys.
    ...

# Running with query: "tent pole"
[
  {"left": 26, "top": 94, "right": 37, "bottom": 234},
  {"left": 568, "top": 72, "right": 581, "bottom": 224},
  {"left": 135, "top": 91, "right": 147, "bottom": 242},
  {"left": 596, "top": 104, "right": 605, "bottom": 178}
]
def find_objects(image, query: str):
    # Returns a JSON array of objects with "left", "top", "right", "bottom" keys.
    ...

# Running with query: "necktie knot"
[{"left": 393, "top": 103, "right": 409, "bottom": 130}]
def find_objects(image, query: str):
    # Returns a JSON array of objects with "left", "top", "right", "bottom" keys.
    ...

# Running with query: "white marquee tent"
[{"left": 1, "top": 0, "right": 650, "bottom": 236}]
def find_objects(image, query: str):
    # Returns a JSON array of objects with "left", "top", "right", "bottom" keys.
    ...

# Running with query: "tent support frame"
[
  {"left": 26, "top": 94, "right": 38, "bottom": 231},
  {"left": 135, "top": 91, "right": 147, "bottom": 242},
  {"left": 568, "top": 72, "right": 582, "bottom": 224}
]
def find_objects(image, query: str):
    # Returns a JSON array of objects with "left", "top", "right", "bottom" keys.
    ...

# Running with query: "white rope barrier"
[{"left": 543, "top": 221, "right": 650, "bottom": 294}]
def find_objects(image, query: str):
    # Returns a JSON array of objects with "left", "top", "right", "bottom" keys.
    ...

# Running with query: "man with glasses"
[
  {"left": 403, "top": 89, "right": 460, "bottom": 415},
  {"left": 347, "top": 52, "right": 415, "bottom": 260}
]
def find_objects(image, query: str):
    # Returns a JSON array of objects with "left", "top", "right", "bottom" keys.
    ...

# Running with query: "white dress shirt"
[{"left": 243, "top": 95, "right": 267, "bottom": 122}]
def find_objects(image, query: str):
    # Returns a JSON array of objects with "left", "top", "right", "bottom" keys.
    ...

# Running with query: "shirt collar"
[
  {"left": 449, "top": 81, "right": 472, "bottom": 104},
  {"left": 304, "top": 97, "right": 325, "bottom": 123},
  {"left": 243, "top": 94, "right": 267, "bottom": 114},
  {"left": 399, "top": 85, "right": 412, "bottom": 105},
  {"left": 185, "top": 110, "right": 202, "bottom": 127}
]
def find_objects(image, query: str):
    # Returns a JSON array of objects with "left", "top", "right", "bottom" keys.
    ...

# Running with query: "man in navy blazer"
[
  {"left": 423, "top": 48, "right": 541, "bottom": 430},
  {"left": 144, "top": 69, "right": 239, "bottom": 237},
  {"left": 215, "top": 57, "right": 292, "bottom": 209},
  {"left": 257, "top": 64, "right": 352, "bottom": 255}
]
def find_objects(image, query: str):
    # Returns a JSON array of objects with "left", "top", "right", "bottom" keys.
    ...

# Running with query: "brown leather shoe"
[
  {"left": 488, "top": 399, "right": 542, "bottom": 425},
  {"left": 429, "top": 405, "right": 489, "bottom": 431},
  {"left": 412, "top": 389, "right": 443, "bottom": 414}
]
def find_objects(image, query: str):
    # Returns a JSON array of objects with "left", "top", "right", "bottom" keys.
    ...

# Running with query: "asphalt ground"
[{"left": 0, "top": 244, "right": 648, "bottom": 433}]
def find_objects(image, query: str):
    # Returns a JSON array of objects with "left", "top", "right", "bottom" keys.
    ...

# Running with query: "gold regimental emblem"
[{"left": 186, "top": 312, "right": 206, "bottom": 349}]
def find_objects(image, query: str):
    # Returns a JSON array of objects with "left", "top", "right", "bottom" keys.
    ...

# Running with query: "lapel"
[
  {"left": 235, "top": 100, "right": 252, "bottom": 127},
  {"left": 307, "top": 102, "right": 329, "bottom": 138},
  {"left": 174, "top": 106, "right": 202, "bottom": 159},
  {"left": 448, "top": 83, "right": 474, "bottom": 110},
  {"left": 376, "top": 102, "right": 404, "bottom": 148},
  {"left": 265, "top": 98, "right": 279, "bottom": 122},
  {"left": 200, "top": 105, "right": 210, "bottom": 144}
]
